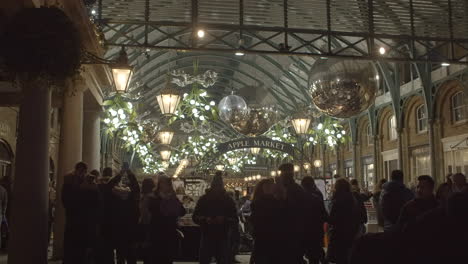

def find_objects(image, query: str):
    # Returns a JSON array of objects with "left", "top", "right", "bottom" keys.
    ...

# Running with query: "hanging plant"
[{"left": 1, "top": 7, "right": 81, "bottom": 82}]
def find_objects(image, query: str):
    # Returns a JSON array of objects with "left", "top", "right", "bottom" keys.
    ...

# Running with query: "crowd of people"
[{"left": 60, "top": 160, "right": 468, "bottom": 264}]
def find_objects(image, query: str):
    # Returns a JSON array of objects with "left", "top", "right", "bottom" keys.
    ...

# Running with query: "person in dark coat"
[
  {"left": 379, "top": 170, "right": 414, "bottom": 232},
  {"left": 62, "top": 162, "right": 100, "bottom": 264},
  {"left": 349, "top": 179, "right": 369, "bottom": 235},
  {"left": 277, "top": 163, "right": 309, "bottom": 264},
  {"left": 301, "top": 176, "right": 328, "bottom": 264},
  {"left": 193, "top": 172, "right": 238, "bottom": 264},
  {"left": 326, "top": 178, "right": 361, "bottom": 264},
  {"left": 250, "top": 178, "right": 283, "bottom": 264},
  {"left": 146, "top": 175, "right": 186, "bottom": 264},
  {"left": 301, "top": 176, "right": 324, "bottom": 201},
  {"left": 401, "top": 191, "right": 468, "bottom": 264},
  {"left": 397, "top": 175, "right": 438, "bottom": 230},
  {"left": 99, "top": 167, "right": 140, "bottom": 264}
]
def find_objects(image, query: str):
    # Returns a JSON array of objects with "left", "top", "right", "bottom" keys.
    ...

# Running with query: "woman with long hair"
[
  {"left": 146, "top": 175, "right": 186, "bottom": 264},
  {"left": 250, "top": 179, "right": 284, "bottom": 264},
  {"left": 327, "top": 178, "right": 361, "bottom": 264}
]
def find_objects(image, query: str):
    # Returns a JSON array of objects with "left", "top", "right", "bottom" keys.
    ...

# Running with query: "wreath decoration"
[{"left": 1, "top": 7, "right": 81, "bottom": 81}]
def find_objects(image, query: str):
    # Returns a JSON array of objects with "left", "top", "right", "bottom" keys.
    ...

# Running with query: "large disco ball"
[
  {"left": 308, "top": 59, "right": 379, "bottom": 118},
  {"left": 231, "top": 106, "right": 277, "bottom": 137},
  {"left": 218, "top": 95, "right": 249, "bottom": 123}
]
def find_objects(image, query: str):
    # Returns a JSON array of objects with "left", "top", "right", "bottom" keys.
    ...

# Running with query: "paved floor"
[{"left": 0, "top": 254, "right": 252, "bottom": 264}]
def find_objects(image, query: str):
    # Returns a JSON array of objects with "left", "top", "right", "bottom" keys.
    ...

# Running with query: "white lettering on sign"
[{"left": 0, "top": 122, "right": 11, "bottom": 137}]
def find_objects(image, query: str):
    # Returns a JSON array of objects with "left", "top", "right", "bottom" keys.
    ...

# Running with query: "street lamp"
[
  {"left": 111, "top": 47, "right": 134, "bottom": 94},
  {"left": 159, "top": 145, "right": 172, "bottom": 161},
  {"left": 314, "top": 159, "right": 322, "bottom": 168},
  {"left": 250, "top": 147, "right": 261, "bottom": 155},
  {"left": 270, "top": 171, "right": 277, "bottom": 177},
  {"left": 303, "top": 162, "right": 311, "bottom": 171},
  {"left": 157, "top": 127, "right": 175, "bottom": 145},
  {"left": 156, "top": 79, "right": 181, "bottom": 115},
  {"left": 215, "top": 164, "right": 225, "bottom": 171},
  {"left": 291, "top": 112, "right": 312, "bottom": 135},
  {"left": 294, "top": 165, "right": 300, "bottom": 172}
]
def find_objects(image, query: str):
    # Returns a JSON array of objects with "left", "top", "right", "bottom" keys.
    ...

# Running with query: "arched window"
[
  {"left": 452, "top": 91, "right": 466, "bottom": 123},
  {"left": 367, "top": 124, "right": 373, "bottom": 146},
  {"left": 388, "top": 115, "right": 397, "bottom": 140},
  {"left": 416, "top": 104, "right": 428, "bottom": 133}
]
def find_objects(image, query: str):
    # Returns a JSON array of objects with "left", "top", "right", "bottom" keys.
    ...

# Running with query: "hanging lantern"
[
  {"left": 156, "top": 79, "right": 181, "bottom": 115},
  {"left": 250, "top": 147, "right": 261, "bottom": 155},
  {"left": 291, "top": 112, "right": 312, "bottom": 135},
  {"left": 215, "top": 164, "right": 225, "bottom": 171},
  {"left": 314, "top": 159, "right": 322, "bottom": 168},
  {"left": 157, "top": 127, "right": 175, "bottom": 145},
  {"left": 303, "top": 162, "right": 311, "bottom": 170},
  {"left": 159, "top": 146, "right": 172, "bottom": 161},
  {"left": 294, "top": 165, "right": 300, "bottom": 172},
  {"left": 111, "top": 47, "right": 134, "bottom": 93}
]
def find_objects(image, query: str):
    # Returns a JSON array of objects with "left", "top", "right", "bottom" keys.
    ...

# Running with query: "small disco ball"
[
  {"left": 231, "top": 105, "right": 277, "bottom": 137},
  {"left": 308, "top": 59, "right": 379, "bottom": 118},
  {"left": 218, "top": 95, "right": 249, "bottom": 124}
]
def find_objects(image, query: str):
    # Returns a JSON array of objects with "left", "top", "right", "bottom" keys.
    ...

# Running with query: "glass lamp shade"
[
  {"left": 314, "top": 159, "right": 322, "bottom": 168},
  {"left": 111, "top": 67, "right": 133, "bottom": 93},
  {"left": 303, "top": 163, "right": 311, "bottom": 170},
  {"left": 160, "top": 148, "right": 172, "bottom": 161},
  {"left": 215, "top": 164, "right": 225, "bottom": 171},
  {"left": 291, "top": 117, "right": 311, "bottom": 134},
  {"left": 250, "top": 147, "right": 261, "bottom": 155},
  {"left": 156, "top": 84, "right": 181, "bottom": 115},
  {"left": 157, "top": 129, "right": 174, "bottom": 145}
]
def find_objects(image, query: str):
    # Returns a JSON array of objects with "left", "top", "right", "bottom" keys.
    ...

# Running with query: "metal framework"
[{"left": 96, "top": 0, "right": 468, "bottom": 64}]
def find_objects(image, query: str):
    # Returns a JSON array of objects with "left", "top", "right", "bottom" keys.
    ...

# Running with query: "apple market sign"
[{"left": 217, "top": 137, "right": 294, "bottom": 155}]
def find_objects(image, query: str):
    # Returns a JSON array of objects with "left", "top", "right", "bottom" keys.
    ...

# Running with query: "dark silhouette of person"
[
  {"left": 277, "top": 163, "right": 308, "bottom": 264},
  {"left": 62, "top": 162, "right": 100, "bottom": 264},
  {"left": 401, "top": 190, "right": 468, "bottom": 264},
  {"left": 250, "top": 179, "right": 283, "bottom": 264},
  {"left": 349, "top": 179, "right": 369, "bottom": 235},
  {"left": 95, "top": 167, "right": 117, "bottom": 264},
  {"left": 146, "top": 175, "right": 186, "bottom": 264},
  {"left": 326, "top": 178, "right": 361, "bottom": 264},
  {"left": 97, "top": 167, "right": 140, "bottom": 264},
  {"left": 301, "top": 176, "right": 328, "bottom": 264},
  {"left": 193, "top": 172, "right": 238, "bottom": 264},
  {"left": 397, "top": 175, "right": 438, "bottom": 229},
  {"left": 379, "top": 170, "right": 413, "bottom": 232}
]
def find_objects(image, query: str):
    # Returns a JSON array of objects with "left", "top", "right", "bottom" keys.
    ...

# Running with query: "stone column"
[
  {"left": 428, "top": 119, "right": 438, "bottom": 184},
  {"left": 8, "top": 78, "right": 51, "bottom": 264},
  {"left": 397, "top": 129, "right": 404, "bottom": 170},
  {"left": 52, "top": 78, "right": 85, "bottom": 259},
  {"left": 352, "top": 143, "right": 359, "bottom": 180},
  {"left": 373, "top": 135, "right": 380, "bottom": 182},
  {"left": 82, "top": 110, "right": 101, "bottom": 171}
]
